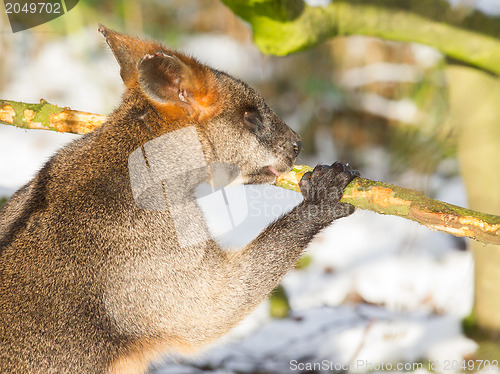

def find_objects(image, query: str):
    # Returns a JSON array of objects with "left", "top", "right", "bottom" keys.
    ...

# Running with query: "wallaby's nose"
[{"left": 292, "top": 140, "right": 302, "bottom": 156}]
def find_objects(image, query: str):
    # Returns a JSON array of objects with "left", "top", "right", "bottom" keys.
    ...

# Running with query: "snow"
[
  {"left": 446, "top": 0, "right": 500, "bottom": 16},
  {"left": 339, "top": 63, "right": 424, "bottom": 89},
  {"left": 304, "top": 0, "right": 332, "bottom": 7},
  {"left": 0, "top": 126, "right": 79, "bottom": 189},
  {"left": 179, "top": 34, "right": 268, "bottom": 82},
  {"left": 0, "top": 27, "right": 481, "bottom": 373},
  {"left": 347, "top": 93, "right": 420, "bottom": 124}
]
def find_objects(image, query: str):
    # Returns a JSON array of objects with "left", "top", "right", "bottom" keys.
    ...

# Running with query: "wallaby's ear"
[
  {"left": 99, "top": 25, "right": 221, "bottom": 120},
  {"left": 137, "top": 52, "right": 191, "bottom": 105},
  {"left": 98, "top": 24, "right": 165, "bottom": 85},
  {"left": 137, "top": 52, "right": 220, "bottom": 119}
]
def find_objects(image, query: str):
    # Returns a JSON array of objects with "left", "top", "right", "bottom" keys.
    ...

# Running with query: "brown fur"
[
  {"left": 109, "top": 337, "right": 193, "bottom": 374},
  {"left": 0, "top": 26, "right": 358, "bottom": 373}
]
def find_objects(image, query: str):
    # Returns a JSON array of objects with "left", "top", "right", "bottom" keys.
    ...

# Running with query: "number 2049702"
[{"left": 5, "top": 2, "right": 62, "bottom": 14}]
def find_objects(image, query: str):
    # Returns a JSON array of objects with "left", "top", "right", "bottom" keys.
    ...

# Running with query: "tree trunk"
[{"left": 446, "top": 65, "right": 500, "bottom": 337}]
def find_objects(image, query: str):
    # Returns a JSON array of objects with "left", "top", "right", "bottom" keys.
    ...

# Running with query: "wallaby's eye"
[{"left": 243, "top": 111, "right": 263, "bottom": 132}]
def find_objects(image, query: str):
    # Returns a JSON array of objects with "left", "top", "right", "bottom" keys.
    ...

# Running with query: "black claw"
[
  {"left": 299, "top": 171, "right": 313, "bottom": 195},
  {"left": 345, "top": 203, "right": 356, "bottom": 216},
  {"left": 301, "top": 171, "right": 312, "bottom": 181},
  {"left": 311, "top": 164, "right": 329, "bottom": 179},
  {"left": 329, "top": 161, "right": 345, "bottom": 174},
  {"left": 300, "top": 162, "right": 360, "bottom": 203}
]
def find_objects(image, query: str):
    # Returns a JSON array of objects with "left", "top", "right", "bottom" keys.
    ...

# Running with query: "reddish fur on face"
[
  {"left": 151, "top": 65, "right": 223, "bottom": 125},
  {"left": 157, "top": 56, "right": 222, "bottom": 124}
]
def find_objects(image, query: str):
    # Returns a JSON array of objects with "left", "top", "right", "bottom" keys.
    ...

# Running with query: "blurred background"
[{"left": 1, "top": 0, "right": 499, "bottom": 373}]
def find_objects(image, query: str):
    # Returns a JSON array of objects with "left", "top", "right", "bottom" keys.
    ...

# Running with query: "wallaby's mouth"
[
  {"left": 244, "top": 161, "right": 295, "bottom": 185},
  {"left": 262, "top": 164, "right": 293, "bottom": 183},
  {"left": 267, "top": 166, "right": 280, "bottom": 177}
]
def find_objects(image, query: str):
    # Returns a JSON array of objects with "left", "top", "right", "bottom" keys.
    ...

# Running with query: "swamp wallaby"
[{"left": 0, "top": 26, "right": 359, "bottom": 373}]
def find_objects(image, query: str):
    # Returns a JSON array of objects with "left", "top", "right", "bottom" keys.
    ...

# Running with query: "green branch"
[
  {"left": 277, "top": 165, "right": 500, "bottom": 245},
  {"left": 1, "top": 99, "right": 499, "bottom": 244},
  {"left": 0, "top": 99, "right": 106, "bottom": 134},
  {"left": 221, "top": 0, "right": 500, "bottom": 75}
]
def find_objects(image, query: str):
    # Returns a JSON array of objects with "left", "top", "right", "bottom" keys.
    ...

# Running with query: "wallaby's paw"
[
  {"left": 299, "top": 162, "right": 359, "bottom": 221},
  {"left": 299, "top": 162, "right": 359, "bottom": 203}
]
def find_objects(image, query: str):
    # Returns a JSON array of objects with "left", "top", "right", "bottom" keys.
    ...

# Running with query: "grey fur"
[{"left": 0, "top": 26, "right": 358, "bottom": 373}]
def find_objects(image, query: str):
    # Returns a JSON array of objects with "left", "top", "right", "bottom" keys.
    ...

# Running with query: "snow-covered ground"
[{"left": 0, "top": 27, "right": 484, "bottom": 373}]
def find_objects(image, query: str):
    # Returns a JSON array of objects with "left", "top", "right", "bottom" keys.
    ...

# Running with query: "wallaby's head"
[{"left": 99, "top": 25, "right": 301, "bottom": 184}]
